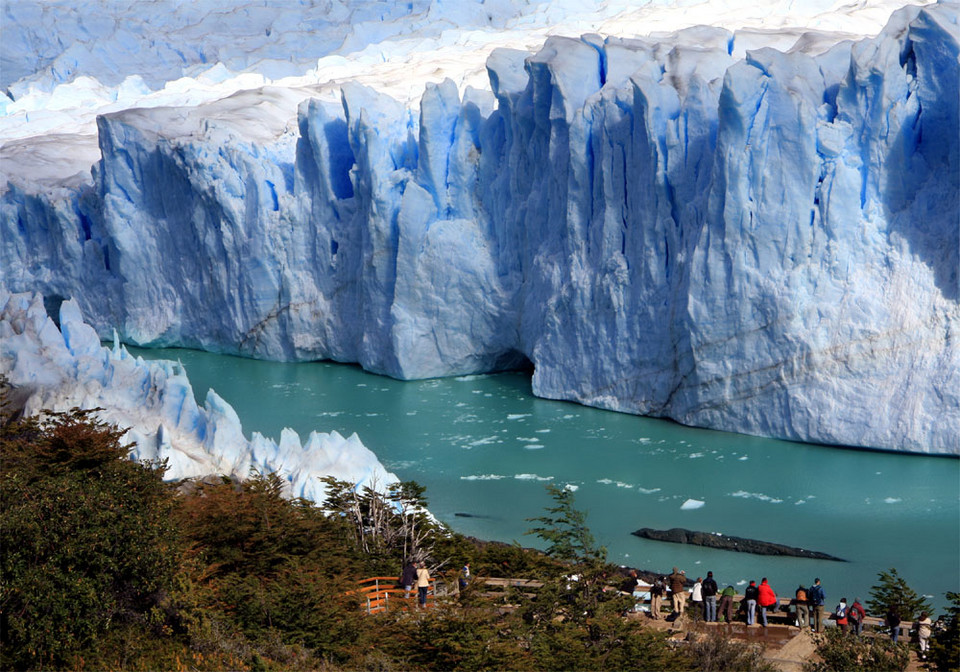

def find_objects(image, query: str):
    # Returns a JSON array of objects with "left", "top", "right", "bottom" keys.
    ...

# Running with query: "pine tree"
[
  {"left": 929, "top": 591, "right": 959, "bottom": 672},
  {"left": 866, "top": 567, "right": 932, "bottom": 622},
  {"left": 525, "top": 484, "right": 606, "bottom": 567}
]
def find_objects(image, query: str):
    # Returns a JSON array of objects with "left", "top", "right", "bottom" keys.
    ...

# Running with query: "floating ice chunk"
[
  {"left": 681, "top": 499, "right": 705, "bottom": 510},
  {"left": 730, "top": 491, "right": 784, "bottom": 504}
]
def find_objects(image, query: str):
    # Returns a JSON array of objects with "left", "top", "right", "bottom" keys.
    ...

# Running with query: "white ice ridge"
[
  {"left": 2, "top": 0, "right": 958, "bottom": 454},
  {"left": 0, "top": 290, "right": 399, "bottom": 503}
]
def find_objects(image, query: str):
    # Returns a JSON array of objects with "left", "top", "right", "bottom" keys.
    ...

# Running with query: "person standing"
[
  {"left": 835, "top": 598, "right": 849, "bottom": 633},
  {"left": 758, "top": 578, "right": 777, "bottom": 627},
  {"left": 718, "top": 585, "right": 736, "bottom": 623},
  {"left": 416, "top": 562, "right": 431, "bottom": 608},
  {"left": 848, "top": 597, "right": 866, "bottom": 636},
  {"left": 401, "top": 560, "right": 418, "bottom": 600},
  {"left": 917, "top": 611, "right": 932, "bottom": 660},
  {"left": 794, "top": 585, "right": 809, "bottom": 629},
  {"left": 691, "top": 577, "right": 704, "bottom": 618},
  {"left": 649, "top": 576, "right": 665, "bottom": 620},
  {"left": 702, "top": 571, "right": 718, "bottom": 622},
  {"left": 808, "top": 578, "right": 826, "bottom": 633},
  {"left": 668, "top": 567, "right": 687, "bottom": 617},
  {"left": 744, "top": 580, "right": 760, "bottom": 626},
  {"left": 885, "top": 607, "right": 902, "bottom": 643},
  {"left": 459, "top": 562, "right": 470, "bottom": 592}
]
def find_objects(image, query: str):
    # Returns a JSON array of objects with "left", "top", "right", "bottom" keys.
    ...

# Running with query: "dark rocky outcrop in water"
[{"left": 632, "top": 528, "right": 846, "bottom": 562}]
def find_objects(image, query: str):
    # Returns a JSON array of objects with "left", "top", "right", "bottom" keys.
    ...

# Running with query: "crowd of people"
[{"left": 619, "top": 568, "right": 933, "bottom": 655}]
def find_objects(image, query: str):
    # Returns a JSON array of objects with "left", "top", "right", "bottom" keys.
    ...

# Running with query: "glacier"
[
  {"left": 0, "top": 289, "right": 399, "bottom": 501},
  {"left": 1, "top": 0, "right": 958, "bottom": 454}
]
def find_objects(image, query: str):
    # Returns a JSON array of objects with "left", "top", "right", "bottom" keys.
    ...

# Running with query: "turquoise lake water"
[{"left": 134, "top": 348, "right": 959, "bottom": 611}]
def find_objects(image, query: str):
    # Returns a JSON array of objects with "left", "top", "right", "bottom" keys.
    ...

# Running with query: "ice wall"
[
  {"left": 2, "top": 2, "right": 957, "bottom": 453},
  {"left": 0, "top": 289, "right": 399, "bottom": 502}
]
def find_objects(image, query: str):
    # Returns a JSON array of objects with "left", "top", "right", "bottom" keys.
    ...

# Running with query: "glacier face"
[
  {"left": 0, "top": 289, "right": 399, "bottom": 502},
  {"left": 1, "top": 1, "right": 958, "bottom": 453}
]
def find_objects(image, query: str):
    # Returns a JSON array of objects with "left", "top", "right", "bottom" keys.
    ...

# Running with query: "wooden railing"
[{"left": 352, "top": 576, "right": 436, "bottom": 614}]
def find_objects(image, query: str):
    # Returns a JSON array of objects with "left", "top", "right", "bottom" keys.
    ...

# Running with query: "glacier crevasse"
[{"left": 2, "top": 3, "right": 958, "bottom": 453}]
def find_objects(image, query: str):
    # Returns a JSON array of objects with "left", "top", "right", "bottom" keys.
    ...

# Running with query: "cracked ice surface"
[
  {"left": 0, "top": 289, "right": 399, "bottom": 502},
  {"left": 1, "top": 0, "right": 957, "bottom": 453}
]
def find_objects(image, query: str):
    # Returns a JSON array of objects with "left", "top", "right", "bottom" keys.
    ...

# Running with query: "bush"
[
  {"left": 1, "top": 409, "right": 182, "bottom": 669},
  {"left": 803, "top": 628, "right": 909, "bottom": 672}
]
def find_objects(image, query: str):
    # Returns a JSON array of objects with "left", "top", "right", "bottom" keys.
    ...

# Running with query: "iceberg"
[
  {"left": 1, "top": 0, "right": 957, "bottom": 453},
  {"left": 0, "top": 289, "right": 399, "bottom": 502}
]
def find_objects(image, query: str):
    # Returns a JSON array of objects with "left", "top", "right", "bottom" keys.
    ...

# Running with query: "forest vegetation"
[{"left": 1, "top": 393, "right": 957, "bottom": 671}]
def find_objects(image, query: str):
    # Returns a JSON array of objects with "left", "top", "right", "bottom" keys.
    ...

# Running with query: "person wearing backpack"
[
  {"left": 794, "top": 585, "right": 809, "bottom": 628},
  {"left": 848, "top": 597, "right": 866, "bottom": 636},
  {"left": 808, "top": 578, "right": 826, "bottom": 632},
  {"left": 834, "top": 598, "right": 849, "bottom": 633}
]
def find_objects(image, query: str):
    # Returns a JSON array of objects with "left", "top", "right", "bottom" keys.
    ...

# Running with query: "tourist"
[
  {"left": 620, "top": 569, "right": 640, "bottom": 595},
  {"left": 848, "top": 597, "right": 866, "bottom": 636},
  {"left": 400, "top": 559, "right": 418, "bottom": 599},
  {"left": 917, "top": 611, "right": 932, "bottom": 660},
  {"left": 885, "top": 607, "right": 902, "bottom": 643},
  {"left": 702, "top": 571, "right": 719, "bottom": 622},
  {"left": 691, "top": 577, "right": 704, "bottom": 618},
  {"left": 718, "top": 585, "right": 736, "bottom": 623},
  {"left": 416, "top": 562, "right": 431, "bottom": 608},
  {"left": 794, "top": 585, "right": 809, "bottom": 628},
  {"left": 649, "top": 576, "right": 665, "bottom": 620},
  {"left": 808, "top": 578, "right": 826, "bottom": 632},
  {"left": 459, "top": 562, "right": 470, "bottom": 592},
  {"left": 744, "top": 580, "right": 759, "bottom": 625},
  {"left": 668, "top": 567, "right": 687, "bottom": 617},
  {"left": 834, "top": 598, "right": 849, "bottom": 633},
  {"left": 758, "top": 577, "right": 777, "bottom": 627}
]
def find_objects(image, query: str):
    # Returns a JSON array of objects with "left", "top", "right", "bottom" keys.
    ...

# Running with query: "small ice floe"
[
  {"left": 730, "top": 490, "right": 783, "bottom": 504},
  {"left": 507, "top": 413, "right": 530, "bottom": 421},
  {"left": 515, "top": 473, "right": 553, "bottom": 481},
  {"left": 738, "top": 456, "right": 749, "bottom": 461},
  {"left": 681, "top": 499, "right": 705, "bottom": 510},
  {"left": 884, "top": 497, "right": 902, "bottom": 504},
  {"left": 460, "top": 474, "right": 505, "bottom": 480},
  {"left": 563, "top": 483, "right": 578, "bottom": 492}
]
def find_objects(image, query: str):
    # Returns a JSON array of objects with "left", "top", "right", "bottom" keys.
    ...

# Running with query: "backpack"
[
  {"left": 796, "top": 589, "right": 807, "bottom": 603},
  {"left": 836, "top": 604, "right": 846, "bottom": 619}
]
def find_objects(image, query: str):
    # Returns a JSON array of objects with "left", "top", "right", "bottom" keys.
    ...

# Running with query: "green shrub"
[{"left": 1, "top": 409, "right": 182, "bottom": 669}]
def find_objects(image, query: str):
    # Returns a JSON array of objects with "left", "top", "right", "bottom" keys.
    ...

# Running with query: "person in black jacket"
[
  {"left": 400, "top": 560, "right": 417, "bottom": 599},
  {"left": 702, "top": 571, "right": 719, "bottom": 622},
  {"left": 744, "top": 580, "right": 760, "bottom": 625}
]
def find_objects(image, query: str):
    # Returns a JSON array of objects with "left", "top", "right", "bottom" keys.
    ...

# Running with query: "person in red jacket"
[{"left": 758, "top": 577, "right": 777, "bottom": 627}]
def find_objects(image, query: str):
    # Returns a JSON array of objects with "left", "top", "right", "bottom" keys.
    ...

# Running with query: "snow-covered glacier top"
[{"left": 1, "top": 0, "right": 957, "bottom": 454}]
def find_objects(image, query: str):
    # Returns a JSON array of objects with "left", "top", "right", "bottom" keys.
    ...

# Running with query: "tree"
[
  {"left": 1, "top": 408, "right": 182, "bottom": 669},
  {"left": 525, "top": 484, "right": 606, "bottom": 568},
  {"left": 929, "top": 591, "right": 959, "bottom": 672},
  {"left": 524, "top": 484, "right": 622, "bottom": 620},
  {"left": 866, "top": 567, "right": 932, "bottom": 622}
]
